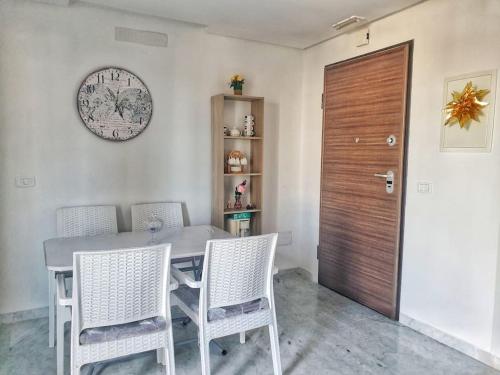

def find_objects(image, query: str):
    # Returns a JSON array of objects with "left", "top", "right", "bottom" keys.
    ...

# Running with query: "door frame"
[{"left": 318, "top": 40, "right": 413, "bottom": 320}]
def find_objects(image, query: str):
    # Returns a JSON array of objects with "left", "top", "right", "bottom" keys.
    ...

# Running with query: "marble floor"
[{"left": 0, "top": 269, "right": 498, "bottom": 375}]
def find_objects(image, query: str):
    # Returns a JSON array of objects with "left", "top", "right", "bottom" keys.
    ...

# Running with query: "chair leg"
[
  {"left": 48, "top": 271, "right": 55, "bottom": 348},
  {"left": 56, "top": 304, "right": 65, "bottom": 375},
  {"left": 166, "top": 328, "right": 176, "bottom": 375},
  {"left": 199, "top": 335, "right": 211, "bottom": 375},
  {"left": 164, "top": 345, "right": 175, "bottom": 375},
  {"left": 269, "top": 323, "right": 282, "bottom": 375},
  {"left": 70, "top": 320, "right": 79, "bottom": 375},
  {"left": 157, "top": 349, "right": 164, "bottom": 364},
  {"left": 240, "top": 331, "right": 246, "bottom": 344}
]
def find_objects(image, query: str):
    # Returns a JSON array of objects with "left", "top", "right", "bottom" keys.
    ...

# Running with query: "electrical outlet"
[
  {"left": 15, "top": 176, "right": 36, "bottom": 188},
  {"left": 417, "top": 181, "right": 432, "bottom": 194},
  {"left": 277, "top": 231, "right": 293, "bottom": 246}
]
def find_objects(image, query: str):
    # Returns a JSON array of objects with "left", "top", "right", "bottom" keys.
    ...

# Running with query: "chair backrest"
[
  {"left": 201, "top": 234, "right": 278, "bottom": 310},
  {"left": 72, "top": 244, "right": 171, "bottom": 331},
  {"left": 131, "top": 202, "right": 184, "bottom": 232},
  {"left": 56, "top": 205, "right": 118, "bottom": 238}
]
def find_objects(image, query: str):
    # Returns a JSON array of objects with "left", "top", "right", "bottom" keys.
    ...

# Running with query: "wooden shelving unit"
[
  {"left": 224, "top": 136, "right": 263, "bottom": 140},
  {"left": 224, "top": 173, "right": 262, "bottom": 177},
  {"left": 211, "top": 94, "right": 264, "bottom": 235},
  {"left": 223, "top": 208, "right": 262, "bottom": 215}
]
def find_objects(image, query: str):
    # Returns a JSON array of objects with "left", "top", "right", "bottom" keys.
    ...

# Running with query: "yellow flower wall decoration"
[{"left": 444, "top": 81, "right": 490, "bottom": 128}]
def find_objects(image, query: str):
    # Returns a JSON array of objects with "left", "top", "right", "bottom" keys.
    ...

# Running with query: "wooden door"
[{"left": 318, "top": 42, "right": 412, "bottom": 319}]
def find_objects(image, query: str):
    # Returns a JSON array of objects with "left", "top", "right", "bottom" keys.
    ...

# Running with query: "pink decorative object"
[{"left": 234, "top": 180, "right": 247, "bottom": 210}]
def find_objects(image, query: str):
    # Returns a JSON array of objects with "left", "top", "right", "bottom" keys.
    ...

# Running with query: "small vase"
[
  {"left": 234, "top": 194, "right": 243, "bottom": 209},
  {"left": 234, "top": 88, "right": 242, "bottom": 96}
]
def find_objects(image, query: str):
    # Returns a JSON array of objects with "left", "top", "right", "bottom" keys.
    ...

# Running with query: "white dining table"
[
  {"left": 44, "top": 224, "right": 233, "bottom": 375},
  {"left": 44, "top": 224, "right": 232, "bottom": 273}
]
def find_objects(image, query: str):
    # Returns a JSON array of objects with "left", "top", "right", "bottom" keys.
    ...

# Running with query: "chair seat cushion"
[
  {"left": 79, "top": 316, "right": 167, "bottom": 345},
  {"left": 173, "top": 285, "right": 269, "bottom": 322}
]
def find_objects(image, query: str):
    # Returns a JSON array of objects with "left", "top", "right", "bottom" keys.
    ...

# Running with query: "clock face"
[{"left": 77, "top": 67, "right": 152, "bottom": 141}]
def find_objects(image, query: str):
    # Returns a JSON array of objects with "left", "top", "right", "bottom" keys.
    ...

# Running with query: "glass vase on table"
[{"left": 146, "top": 214, "right": 164, "bottom": 244}]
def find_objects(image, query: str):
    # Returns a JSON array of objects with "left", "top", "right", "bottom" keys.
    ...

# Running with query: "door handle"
[{"left": 374, "top": 170, "right": 394, "bottom": 193}]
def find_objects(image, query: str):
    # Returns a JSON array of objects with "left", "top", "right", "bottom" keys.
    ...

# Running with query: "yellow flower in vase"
[{"left": 229, "top": 74, "right": 245, "bottom": 95}]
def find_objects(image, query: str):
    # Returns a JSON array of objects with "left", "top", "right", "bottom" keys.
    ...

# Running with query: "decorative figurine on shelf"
[
  {"left": 234, "top": 179, "right": 247, "bottom": 210},
  {"left": 226, "top": 200, "right": 233, "bottom": 209},
  {"left": 229, "top": 74, "right": 245, "bottom": 95},
  {"left": 227, "top": 150, "right": 248, "bottom": 173},
  {"left": 246, "top": 202, "right": 257, "bottom": 210},
  {"left": 230, "top": 127, "right": 241, "bottom": 137},
  {"left": 243, "top": 114, "right": 255, "bottom": 136}
]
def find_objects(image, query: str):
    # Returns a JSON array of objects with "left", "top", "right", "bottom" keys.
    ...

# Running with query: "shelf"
[
  {"left": 224, "top": 173, "right": 262, "bottom": 177},
  {"left": 224, "top": 136, "right": 263, "bottom": 140},
  {"left": 212, "top": 93, "right": 264, "bottom": 235},
  {"left": 223, "top": 94, "right": 264, "bottom": 102},
  {"left": 224, "top": 208, "right": 262, "bottom": 215}
]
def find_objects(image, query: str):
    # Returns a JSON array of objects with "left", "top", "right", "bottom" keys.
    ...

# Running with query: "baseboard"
[
  {"left": 0, "top": 306, "right": 49, "bottom": 324},
  {"left": 400, "top": 313, "right": 500, "bottom": 370}
]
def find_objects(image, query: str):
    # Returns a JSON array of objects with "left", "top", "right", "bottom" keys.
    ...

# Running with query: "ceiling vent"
[
  {"left": 332, "top": 16, "right": 366, "bottom": 30},
  {"left": 32, "top": 0, "right": 75, "bottom": 6},
  {"left": 115, "top": 27, "right": 168, "bottom": 48}
]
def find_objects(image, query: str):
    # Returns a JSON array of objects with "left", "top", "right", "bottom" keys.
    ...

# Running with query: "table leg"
[
  {"left": 48, "top": 270, "right": 55, "bottom": 348},
  {"left": 194, "top": 256, "right": 203, "bottom": 281},
  {"left": 190, "top": 258, "right": 197, "bottom": 279}
]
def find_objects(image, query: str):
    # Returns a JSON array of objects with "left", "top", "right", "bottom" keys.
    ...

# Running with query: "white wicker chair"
[
  {"left": 51, "top": 206, "right": 118, "bottom": 375},
  {"left": 131, "top": 202, "right": 183, "bottom": 232},
  {"left": 61, "top": 245, "right": 176, "bottom": 375},
  {"left": 131, "top": 202, "right": 200, "bottom": 276},
  {"left": 57, "top": 205, "right": 118, "bottom": 238},
  {"left": 171, "top": 234, "right": 282, "bottom": 375}
]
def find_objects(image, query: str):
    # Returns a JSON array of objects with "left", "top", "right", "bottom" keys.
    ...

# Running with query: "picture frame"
[{"left": 440, "top": 70, "right": 497, "bottom": 152}]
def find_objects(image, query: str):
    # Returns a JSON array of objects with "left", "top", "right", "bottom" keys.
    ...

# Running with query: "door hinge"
[
  {"left": 321, "top": 93, "right": 324, "bottom": 109},
  {"left": 317, "top": 244, "right": 320, "bottom": 259}
]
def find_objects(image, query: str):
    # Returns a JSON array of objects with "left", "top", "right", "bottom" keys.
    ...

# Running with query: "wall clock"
[{"left": 77, "top": 67, "right": 153, "bottom": 141}]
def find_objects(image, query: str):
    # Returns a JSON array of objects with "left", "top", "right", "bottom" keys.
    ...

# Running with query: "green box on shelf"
[{"left": 231, "top": 212, "right": 252, "bottom": 220}]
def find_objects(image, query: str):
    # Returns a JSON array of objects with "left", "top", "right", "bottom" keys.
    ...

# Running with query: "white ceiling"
[{"left": 80, "top": 0, "right": 423, "bottom": 49}]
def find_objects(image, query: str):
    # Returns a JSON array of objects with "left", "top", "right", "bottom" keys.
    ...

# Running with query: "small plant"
[{"left": 229, "top": 74, "right": 245, "bottom": 95}]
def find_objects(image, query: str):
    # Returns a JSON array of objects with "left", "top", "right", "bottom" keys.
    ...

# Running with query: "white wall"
[
  {"left": 297, "top": 0, "right": 500, "bottom": 359},
  {"left": 0, "top": 0, "right": 303, "bottom": 314},
  {"left": 493, "top": 225, "right": 500, "bottom": 359}
]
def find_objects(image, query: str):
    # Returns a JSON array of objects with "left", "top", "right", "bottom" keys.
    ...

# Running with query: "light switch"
[
  {"left": 417, "top": 181, "right": 432, "bottom": 194},
  {"left": 15, "top": 176, "right": 36, "bottom": 188}
]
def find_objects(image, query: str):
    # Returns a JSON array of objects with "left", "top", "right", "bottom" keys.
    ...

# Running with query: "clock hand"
[
  {"left": 115, "top": 88, "right": 119, "bottom": 112},
  {"left": 115, "top": 88, "right": 127, "bottom": 120},
  {"left": 114, "top": 88, "right": 124, "bottom": 119}
]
